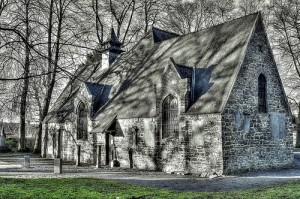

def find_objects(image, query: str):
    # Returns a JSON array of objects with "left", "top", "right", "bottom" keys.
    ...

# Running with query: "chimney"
[{"left": 101, "top": 28, "right": 124, "bottom": 69}]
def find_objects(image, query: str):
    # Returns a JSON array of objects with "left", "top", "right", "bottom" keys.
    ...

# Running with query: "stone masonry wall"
[
  {"left": 99, "top": 114, "right": 222, "bottom": 175},
  {"left": 94, "top": 60, "right": 224, "bottom": 175},
  {"left": 43, "top": 91, "right": 96, "bottom": 164},
  {"left": 222, "top": 20, "right": 293, "bottom": 174},
  {"left": 44, "top": 120, "right": 95, "bottom": 164}
]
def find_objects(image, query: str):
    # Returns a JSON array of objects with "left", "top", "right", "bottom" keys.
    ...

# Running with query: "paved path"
[{"left": 1, "top": 152, "right": 300, "bottom": 192}]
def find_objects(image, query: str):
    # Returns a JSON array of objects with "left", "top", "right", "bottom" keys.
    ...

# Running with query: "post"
[
  {"left": 76, "top": 145, "right": 81, "bottom": 166},
  {"left": 54, "top": 158, "right": 62, "bottom": 174},
  {"left": 57, "top": 128, "right": 61, "bottom": 158},
  {"left": 41, "top": 123, "right": 48, "bottom": 158},
  {"left": 24, "top": 156, "right": 30, "bottom": 168},
  {"left": 96, "top": 145, "right": 101, "bottom": 168}
]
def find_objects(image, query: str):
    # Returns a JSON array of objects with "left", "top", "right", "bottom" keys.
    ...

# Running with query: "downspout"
[{"left": 191, "top": 67, "right": 196, "bottom": 103}]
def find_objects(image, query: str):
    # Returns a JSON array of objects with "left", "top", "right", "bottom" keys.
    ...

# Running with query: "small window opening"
[
  {"left": 258, "top": 74, "right": 267, "bottom": 113},
  {"left": 258, "top": 44, "right": 263, "bottom": 52}
]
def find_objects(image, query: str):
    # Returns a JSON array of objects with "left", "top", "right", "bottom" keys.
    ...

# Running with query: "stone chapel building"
[{"left": 42, "top": 12, "right": 293, "bottom": 175}]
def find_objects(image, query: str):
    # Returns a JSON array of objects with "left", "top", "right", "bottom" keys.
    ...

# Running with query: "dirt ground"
[{"left": 1, "top": 152, "right": 300, "bottom": 192}]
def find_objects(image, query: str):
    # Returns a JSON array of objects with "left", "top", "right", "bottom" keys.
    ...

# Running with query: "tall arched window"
[
  {"left": 162, "top": 95, "right": 179, "bottom": 139},
  {"left": 77, "top": 102, "right": 88, "bottom": 140},
  {"left": 258, "top": 74, "right": 267, "bottom": 113}
]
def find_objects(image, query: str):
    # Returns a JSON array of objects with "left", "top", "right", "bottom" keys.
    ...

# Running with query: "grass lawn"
[{"left": 0, "top": 178, "right": 300, "bottom": 199}]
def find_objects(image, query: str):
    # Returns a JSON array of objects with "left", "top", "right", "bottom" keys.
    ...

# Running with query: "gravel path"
[{"left": 1, "top": 152, "right": 300, "bottom": 192}]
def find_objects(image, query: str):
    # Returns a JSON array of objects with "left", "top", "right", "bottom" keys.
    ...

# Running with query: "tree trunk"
[
  {"left": 33, "top": 0, "right": 54, "bottom": 154},
  {"left": 295, "top": 105, "right": 300, "bottom": 148},
  {"left": 18, "top": 81, "right": 28, "bottom": 151},
  {"left": 33, "top": 0, "right": 62, "bottom": 154},
  {"left": 18, "top": 0, "right": 30, "bottom": 152}
]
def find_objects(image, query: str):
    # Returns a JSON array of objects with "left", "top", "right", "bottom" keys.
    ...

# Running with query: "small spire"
[
  {"left": 110, "top": 28, "right": 119, "bottom": 43},
  {"left": 101, "top": 28, "right": 123, "bottom": 49},
  {"left": 101, "top": 28, "right": 124, "bottom": 69}
]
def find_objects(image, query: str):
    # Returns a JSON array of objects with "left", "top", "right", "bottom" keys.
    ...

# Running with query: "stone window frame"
[
  {"left": 160, "top": 94, "right": 180, "bottom": 140},
  {"left": 185, "top": 90, "right": 191, "bottom": 111},
  {"left": 76, "top": 101, "right": 88, "bottom": 140},
  {"left": 258, "top": 73, "right": 267, "bottom": 113}
]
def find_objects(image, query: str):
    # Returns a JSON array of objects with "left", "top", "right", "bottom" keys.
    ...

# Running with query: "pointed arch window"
[
  {"left": 77, "top": 102, "right": 88, "bottom": 140},
  {"left": 258, "top": 74, "right": 267, "bottom": 113},
  {"left": 162, "top": 95, "right": 179, "bottom": 139}
]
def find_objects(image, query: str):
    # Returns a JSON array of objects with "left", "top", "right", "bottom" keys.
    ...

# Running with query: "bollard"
[
  {"left": 24, "top": 156, "right": 30, "bottom": 168},
  {"left": 96, "top": 145, "right": 101, "bottom": 168},
  {"left": 54, "top": 158, "right": 62, "bottom": 174},
  {"left": 76, "top": 145, "right": 81, "bottom": 166}
]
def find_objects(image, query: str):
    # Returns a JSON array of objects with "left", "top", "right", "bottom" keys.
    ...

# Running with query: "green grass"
[{"left": 0, "top": 178, "right": 300, "bottom": 199}]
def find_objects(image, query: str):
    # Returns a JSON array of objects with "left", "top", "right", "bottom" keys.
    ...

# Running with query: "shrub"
[{"left": 5, "top": 138, "right": 18, "bottom": 150}]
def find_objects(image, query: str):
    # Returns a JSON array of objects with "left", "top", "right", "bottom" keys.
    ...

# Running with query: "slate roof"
[
  {"left": 90, "top": 13, "right": 260, "bottom": 133},
  {"left": 46, "top": 13, "right": 261, "bottom": 134}
]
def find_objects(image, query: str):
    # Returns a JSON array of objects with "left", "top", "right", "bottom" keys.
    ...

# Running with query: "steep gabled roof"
[
  {"left": 46, "top": 13, "right": 260, "bottom": 134},
  {"left": 90, "top": 13, "right": 260, "bottom": 133}
]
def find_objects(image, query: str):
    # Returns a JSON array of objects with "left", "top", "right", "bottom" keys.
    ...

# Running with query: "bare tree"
[
  {"left": 92, "top": 0, "right": 105, "bottom": 44},
  {"left": 0, "top": 0, "right": 103, "bottom": 153},
  {"left": 237, "top": 0, "right": 265, "bottom": 16},
  {"left": 0, "top": 0, "right": 37, "bottom": 151},
  {"left": 137, "top": 0, "right": 162, "bottom": 34},
  {"left": 33, "top": 0, "right": 98, "bottom": 153},
  {"left": 159, "top": 0, "right": 234, "bottom": 35},
  {"left": 18, "top": 0, "right": 31, "bottom": 151},
  {"left": 270, "top": 0, "right": 300, "bottom": 147},
  {"left": 108, "top": 0, "right": 136, "bottom": 45}
]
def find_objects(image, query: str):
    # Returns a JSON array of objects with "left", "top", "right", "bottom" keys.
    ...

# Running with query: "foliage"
[
  {"left": 5, "top": 138, "right": 17, "bottom": 149},
  {"left": 0, "top": 178, "right": 300, "bottom": 199}
]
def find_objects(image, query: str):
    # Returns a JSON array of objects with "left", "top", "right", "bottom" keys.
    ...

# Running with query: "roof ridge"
[{"left": 218, "top": 12, "right": 260, "bottom": 112}]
